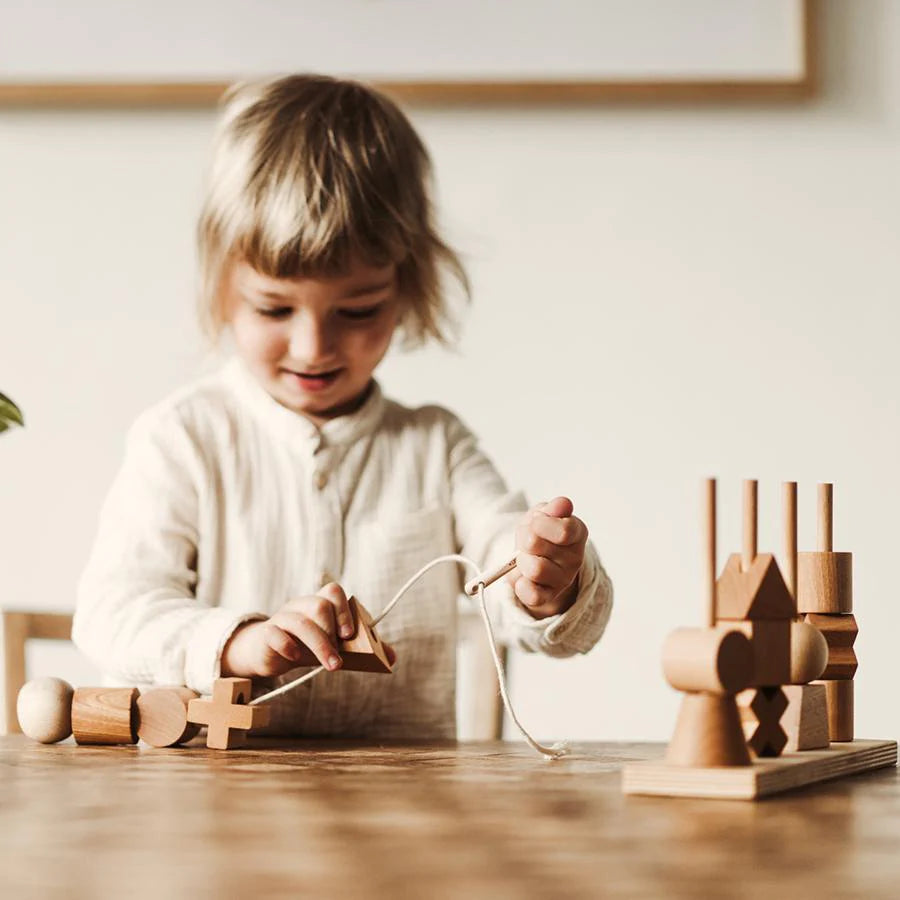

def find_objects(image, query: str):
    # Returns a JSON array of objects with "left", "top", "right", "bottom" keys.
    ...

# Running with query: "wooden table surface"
[{"left": 1, "top": 735, "right": 898, "bottom": 899}]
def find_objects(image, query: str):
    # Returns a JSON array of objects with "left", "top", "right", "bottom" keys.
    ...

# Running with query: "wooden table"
[{"left": 1, "top": 736, "right": 898, "bottom": 898}]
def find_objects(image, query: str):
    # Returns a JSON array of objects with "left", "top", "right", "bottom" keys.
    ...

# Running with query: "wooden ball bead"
[
  {"left": 789, "top": 620, "right": 829, "bottom": 684},
  {"left": 17, "top": 677, "right": 74, "bottom": 743}
]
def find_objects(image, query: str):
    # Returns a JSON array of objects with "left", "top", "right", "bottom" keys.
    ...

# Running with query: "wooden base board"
[{"left": 622, "top": 739, "right": 897, "bottom": 800}]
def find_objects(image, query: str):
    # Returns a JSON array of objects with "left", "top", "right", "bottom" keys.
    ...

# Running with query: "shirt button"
[{"left": 314, "top": 470, "right": 328, "bottom": 489}]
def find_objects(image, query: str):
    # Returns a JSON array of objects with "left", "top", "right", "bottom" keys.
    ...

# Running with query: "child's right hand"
[{"left": 221, "top": 582, "right": 394, "bottom": 678}]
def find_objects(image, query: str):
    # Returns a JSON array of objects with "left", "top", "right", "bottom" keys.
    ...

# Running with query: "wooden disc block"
[
  {"left": 72, "top": 687, "right": 138, "bottom": 745},
  {"left": 662, "top": 627, "right": 753, "bottom": 694},
  {"left": 797, "top": 552, "right": 853, "bottom": 613},
  {"left": 665, "top": 692, "right": 752, "bottom": 768},
  {"left": 137, "top": 687, "right": 201, "bottom": 748}
]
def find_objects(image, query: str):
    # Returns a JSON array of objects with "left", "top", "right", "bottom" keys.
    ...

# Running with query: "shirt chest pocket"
[{"left": 349, "top": 506, "right": 457, "bottom": 631}]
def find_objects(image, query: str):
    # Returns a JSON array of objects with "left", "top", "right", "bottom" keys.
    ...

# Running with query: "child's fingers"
[
  {"left": 271, "top": 613, "right": 342, "bottom": 671},
  {"left": 531, "top": 512, "right": 588, "bottom": 547},
  {"left": 514, "top": 551, "right": 572, "bottom": 593},
  {"left": 512, "top": 576, "right": 562, "bottom": 611},
  {"left": 318, "top": 582, "right": 354, "bottom": 639}
]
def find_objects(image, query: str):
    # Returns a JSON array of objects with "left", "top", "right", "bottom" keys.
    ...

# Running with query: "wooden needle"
[{"left": 465, "top": 556, "right": 518, "bottom": 596}]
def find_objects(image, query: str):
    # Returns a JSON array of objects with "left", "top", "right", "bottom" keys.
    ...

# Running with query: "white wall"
[{"left": 1, "top": 0, "right": 898, "bottom": 742}]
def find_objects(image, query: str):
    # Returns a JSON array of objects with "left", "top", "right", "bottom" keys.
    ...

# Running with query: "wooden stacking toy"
[{"left": 623, "top": 478, "right": 897, "bottom": 800}]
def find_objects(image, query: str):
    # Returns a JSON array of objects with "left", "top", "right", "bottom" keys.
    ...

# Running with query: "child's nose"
[{"left": 289, "top": 315, "right": 335, "bottom": 362}]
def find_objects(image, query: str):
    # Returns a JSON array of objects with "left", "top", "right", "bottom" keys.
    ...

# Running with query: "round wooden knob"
[
  {"left": 789, "top": 620, "right": 828, "bottom": 684},
  {"left": 662, "top": 627, "right": 754, "bottom": 695},
  {"left": 16, "top": 677, "right": 74, "bottom": 744}
]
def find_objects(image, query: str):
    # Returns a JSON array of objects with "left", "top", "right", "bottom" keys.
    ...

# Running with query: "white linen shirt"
[{"left": 73, "top": 357, "right": 612, "bottom": 739}]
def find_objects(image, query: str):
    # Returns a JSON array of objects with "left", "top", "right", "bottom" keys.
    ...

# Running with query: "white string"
[{"left": 250, "top": 553, "right": 568, "bottom": 760}]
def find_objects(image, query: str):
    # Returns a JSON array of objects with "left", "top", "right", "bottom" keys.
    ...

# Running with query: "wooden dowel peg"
[
  {"left": 705, "top": 479, "right": 716, "bottom": 628},
  {"left": 818, "top": 483, "right": 833, "bottom": 552},
  {"left": 742, "top": 480, "right": 758, "bottom": 572},
  {"left": 783, "top": 481, "right": 797, "bottom": 606},
  {"left": 465, "top": 557, "right": 517, "bottom": 597}
]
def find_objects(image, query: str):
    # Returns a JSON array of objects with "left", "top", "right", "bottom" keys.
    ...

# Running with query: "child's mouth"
[{"left": 284, "top": 368, "right": 342, "bottom": 393}]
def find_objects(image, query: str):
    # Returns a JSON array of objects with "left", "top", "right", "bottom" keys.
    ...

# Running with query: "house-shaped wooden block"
[{"left": 715, "top": 553, "right": 795, "bottom": 621}]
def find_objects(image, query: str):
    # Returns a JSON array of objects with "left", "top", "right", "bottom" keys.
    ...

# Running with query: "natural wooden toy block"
[
  {"left": 666, "top": 692, "right": 752, "bottom": 767},
  {"left": 738, "top": 686, "right": 788, "bottom": 757},
  {"left": 797, "top": 483, "right": 853, "bottom": 614},
  {"left": 816, "top": 678, "right": 854, "bottom": 742},
  {"left": 72, "top": 687, "right": 138, "bottom": 745},
  {"left": 805, "top": 613, "right": 858, "bottom": 679},
  {"left": 187, "top": 678, "right": 271, "bottom": 750},
  {"left": 16, "top": 676, "right": 74, "bottom": 744},
  {"left": 137, "top": 687, "right": 201, "bottom": 748},
  {"left": 788, "top": 620, "right": 828, "bottom": 684},
  {"left": 781, "top": 683, "right": 829, "bottom": 752},
  {"left": 715, "top": 554, "right": 795, "bottom": 621},
  {"left": 724, "top": 619, "right": 791, "bottom": 687},
  {"left": 661, "top": 627, "right": 754, "bottom": 695}
]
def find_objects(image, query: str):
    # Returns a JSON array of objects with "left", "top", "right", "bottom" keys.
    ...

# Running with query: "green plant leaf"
[{"left": 0, "top": 392, "right": 24, "bottom": 431}]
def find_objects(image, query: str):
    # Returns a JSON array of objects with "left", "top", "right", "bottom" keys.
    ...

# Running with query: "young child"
[{"left": 73, "top": 74, "right": 613, "bottom": 740}]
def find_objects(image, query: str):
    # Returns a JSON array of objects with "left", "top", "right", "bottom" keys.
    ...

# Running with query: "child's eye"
[
  {"left": 255, "top": 305, "right": 292, "bottom": 319},
  {"left": 339, "top": 304, "right": 383, "bottom": 321}
]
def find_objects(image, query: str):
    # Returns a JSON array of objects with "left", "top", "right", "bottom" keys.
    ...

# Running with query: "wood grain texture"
[
  {"left": 187, "top": 678, "right": 271, "bottom": 750},
  {"left": 72, "top": 687, "right": 138, "bottom": 745},
  {"left": 715, "top": 553, "right": 795, "bottom": 621},
  {"left": 782, "top": 684, "right": 830, "bottom": 752},
  {"left": 726, "top": 620, "right": 791, "bottom": 687},
  {"left": 661, "top": 628, "right": 753, "bottom": 695},
  {"left": 738, "top": 687, "right": 788, "bottom": 758},
  {"left": 817, "top": 679, "right": 854, "bottom": 742},
  {"left": 789, "top": 619, "right": 829, "bottom": 684},
  {"left": 136, "top": 687, "right": 201, "bottom": 748},
  {"left": 665, "top": 693, "right": 752, "bottom": 768},
  {"left": 624, "top": 739, "right": 896, "bottom": 800},
  {"left": 797, "top": 552, "right": 853, "bottom": 613},
  {"left": 2, "top": 733, "right": 900, "bottom": 897}
]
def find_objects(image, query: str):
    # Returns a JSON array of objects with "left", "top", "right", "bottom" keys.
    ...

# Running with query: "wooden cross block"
[
  {"left": 187, "top": 678, "right": 271, "bottom": 750},
  {"left": 738, "top": 686, "right": 788, "bottom": 757}
]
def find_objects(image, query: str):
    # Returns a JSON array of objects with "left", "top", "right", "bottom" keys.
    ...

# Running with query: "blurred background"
[{"left": 1, "top": 0, "right": 896, "bottom": 743}]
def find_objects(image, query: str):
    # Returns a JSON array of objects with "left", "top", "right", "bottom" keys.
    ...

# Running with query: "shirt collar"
[{"left": 224, "top": 356, "right": 386, "bottom": 453}]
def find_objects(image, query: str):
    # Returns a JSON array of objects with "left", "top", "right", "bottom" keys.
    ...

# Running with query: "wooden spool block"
[
  {"left": 662, "top": 627, "right": 753, "bottom": 695},
  {"left": 715, "top": 553, "right": 795, "bottom": 621},
  {"left": 797, "top": 551, "right": 853, "bottom": 614},
  {"left": 781, "top": 683, "right": 829, "bottom": 752},
  {"left": 72, "top": 687, "right": 138, "bottom": 745},
  {"left": 737, "top": 686, "right": 788, "bottom": 757},
  {"left": 724, "top": 619, "right": 791, "bottom": 687},
  {"left": 665, "top": 692, "right": 752, "bottom": 768},
  {"left": 136, "top": 687, "right": 201, "bottom": 748},
  {"left": 187, "top": 678, "right": 271, "bottom": 750},
  {"left": 16, "top": 677, "right": 74, "bottom": 744},
  {"left": 815, "top": 679, "right": 854, "bottom": 742},
  {"left": 788, "top": 620, "right": 828, "bottom": 684}
]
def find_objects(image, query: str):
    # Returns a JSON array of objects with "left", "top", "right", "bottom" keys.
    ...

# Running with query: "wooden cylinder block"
[
  {"left": 136, "top": 687, "right": 201, "bottom": 748},
  {"left": 72, "top": 687, "right": 138, "bottom": 745},
  {"left": 662, "top": 627, "right": 754, "bottom": 695},
  {"left": 797, "top": 551, "right": 852, "bottom": 614},
  {"left": 666, "top": 692, "right": 752, "bottom": 767},
  {"left": 789, "top": 620, "right": 828, "bottom": 684},
  {"left": 819, "top": 679, "right": 854, "bottom": 742}
]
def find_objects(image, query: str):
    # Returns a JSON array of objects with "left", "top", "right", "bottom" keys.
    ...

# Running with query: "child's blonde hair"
[{"left": 197, "top": 73, "right": 469, "bottom": 348}]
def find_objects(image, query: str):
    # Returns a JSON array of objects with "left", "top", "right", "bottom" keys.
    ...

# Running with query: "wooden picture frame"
[{"left": 0, "top": 1, "right": 818, "bottom": 108}]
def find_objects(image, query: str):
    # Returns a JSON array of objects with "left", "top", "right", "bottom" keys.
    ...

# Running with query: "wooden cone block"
[
  {"left": 816, "top": 679, "right": 854, "bottom": 742},
  {"left": 782, "top": 684, "right": 829, "bottom": 751},
  {"left": 797, "top": 552, "right": 853, "bottom": 614},
  {"left": 137, "top": 687, "right": 201, "bottom": 748},
  {"left": 665, "top": 692, "right": 752, "bottom": 767},
  {"left": 72, "top": 687, "right": 138, "bottom": 745}
]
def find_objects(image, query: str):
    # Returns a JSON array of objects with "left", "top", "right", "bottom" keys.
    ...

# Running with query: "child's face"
[{"left": 223, "top": 257, "right": 401, "bottom": 424}]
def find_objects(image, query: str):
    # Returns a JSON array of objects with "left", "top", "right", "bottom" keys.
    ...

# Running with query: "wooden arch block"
[
  {"left": 715, "top": 554, "right": 795, "bottom": 621},
  {"left": 137, "top": 687, "right": 201, "bottom": 748},
  {"left": 187, "top": 678, "right": 271, "bottom": 750},
  {"left": 72, "top": 687, "right": 138, "bottom": 745}
]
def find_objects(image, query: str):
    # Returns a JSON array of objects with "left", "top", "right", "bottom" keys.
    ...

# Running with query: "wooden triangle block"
[
  {"left": 716, "top": 553, "right": 795, "bottom": 621},
  {"left": 340, "top": 596, "right": 393, "bottom": 674}
]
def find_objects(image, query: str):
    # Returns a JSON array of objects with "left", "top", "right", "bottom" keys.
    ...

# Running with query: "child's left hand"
[{"left": 506, "top": 496, "right": 588, "bottom": 619}]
